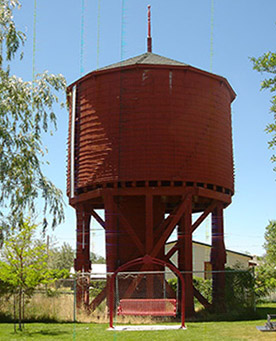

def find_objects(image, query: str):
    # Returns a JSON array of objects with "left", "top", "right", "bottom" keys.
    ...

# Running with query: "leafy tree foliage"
[
  {"left": 193, "top": 276, "right": 212, "bottom": 304},
  {"left": 49, "top": 242, "right": 75, "bottom": 271},
  {"left": 251, "top": 51, "right": 276, "bottom": 170},
  {"left": 263, "top": 220, "right": 276, "bottom": 265},
  {"left": 47, "top": 242, "right": 106, "bottom": 271},
  {"left": 253, "top": 221, "right": 276, "bottom": 300},
  {"left": 90, "top": 251, "right": 106, "bottom": 264},
  {"left": 254, "top": 261, "right": 276, "bottom": 299},
  {"left": 0, "top": 219, "right": 68, "bottom": 330},
  {"left": 0, "top": 0, "right": 66, "bottom": 237}
]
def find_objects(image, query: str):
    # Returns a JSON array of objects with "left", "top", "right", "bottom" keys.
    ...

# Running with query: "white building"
[
  {"left": 165, "top": 240, "right": 255, "bottom": 279},
  {"left": 70, "top": 263, "right": 106, "bottom": 280}
]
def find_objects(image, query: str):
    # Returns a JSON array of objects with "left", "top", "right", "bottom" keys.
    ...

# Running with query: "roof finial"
[{"left": 147, "top": 5, "right": 152, "bottom": 53}]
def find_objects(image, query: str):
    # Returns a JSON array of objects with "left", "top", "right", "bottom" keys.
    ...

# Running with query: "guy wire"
[
  {"left": 210, "top": 0, "right": 214, "bottom": 72},
  {"left": 96, "top": 0, "right": 101, "bottom": 69},
  {"left": 32, "top": 0, "right": 37, "bottom": 82},
  {"left": 80, "top": 0, "right": 85, "bottom": 76},
  {"left": 120, "top": 0, "right": 126, "bottom": 61}
]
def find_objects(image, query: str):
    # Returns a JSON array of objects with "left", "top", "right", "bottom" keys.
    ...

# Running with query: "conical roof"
[
  {"left": 68, "top": 51, "right": 235, "bottom": 101},
  {"left": 97, "top": 52, "right": 188, "bottom": 71}
]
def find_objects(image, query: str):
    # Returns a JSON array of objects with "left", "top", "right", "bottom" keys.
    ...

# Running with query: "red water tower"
[{"left": 67, "top": 14, "right": 235, "bottom": 314}]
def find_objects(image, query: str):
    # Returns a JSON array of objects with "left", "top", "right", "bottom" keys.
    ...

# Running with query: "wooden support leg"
[
  {"left": 104, "top": 194, "right": 117, "bottom": 309},
  {"left": 146, "top": 194, "right": 154, "bottom": 298},
  {"left": 74, "top": 205, "right": 91, "bottom": 308},
  {"left": 211, "top": 202, "right": 226, "bottom": 311},
  {"left": 178, "top": 195, "right": 194, "bottom": 316}
]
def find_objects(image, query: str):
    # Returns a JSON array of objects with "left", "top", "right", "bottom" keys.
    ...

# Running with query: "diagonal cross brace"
[
  {"left": 117, "top": 206, "right": 145, "bottom": 254},
  {"left": 150, "top": 192, "right": 192, "bottom": 258},
  {"left": 165, "top": 200, "right": 218, "bottom": 261},
  {"left": 123, "top": 193, "right": 192, "bottom": 298},
  {"left": 191, "top": 200, "right": 217, "bottom": 233},
  {"left": 91, "top": 209, "right": 105, "bottom": 228},
  {"left": 97, "top": 197, "right": 145, "bottom": 254},
  {"left": 165, "top": 238, "right": 185, "bottom": 261}
]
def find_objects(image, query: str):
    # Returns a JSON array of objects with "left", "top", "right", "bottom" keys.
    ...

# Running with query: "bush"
[
  {"left": 90, "top": 280, "right": 106, "bottom": 297},
  {"left": 193, "top": 277, "right": 212, "bottom": 303},
  {"left": 167, "top": 276, "right": 212, "bottom": 304},
  {"left": 168, "top": 269, "right": 255, "bottom": 311},
  {"left": 225, "top": 268, "right": 255, "bottom": 310}
]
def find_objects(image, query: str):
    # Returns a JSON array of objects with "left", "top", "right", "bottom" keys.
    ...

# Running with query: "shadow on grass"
[
  {"left": 187, "top": 304, "right": 276, "bottom": 322},
  {"left": 9, "top": 324, "right": 77, "bottom": 337},
  {"left": 187, "top": 309, "right": 258, "bottom": 323},
  {"left": 21, "top": 329, "right": 71, "bottom": 337},
  {"left": 255, "top": 306, "right": 276, "bottom": 319}
]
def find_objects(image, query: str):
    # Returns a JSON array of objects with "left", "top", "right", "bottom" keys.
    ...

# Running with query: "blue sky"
[{"left": 10, "top": 0, "right": 276, "bottom": 257}]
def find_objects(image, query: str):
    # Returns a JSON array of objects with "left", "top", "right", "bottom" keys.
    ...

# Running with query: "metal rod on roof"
[{"left": 147, "top": 5, "right": 152, "bottom": 53}]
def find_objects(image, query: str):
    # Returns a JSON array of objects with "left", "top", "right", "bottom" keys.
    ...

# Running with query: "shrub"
[
  {"left": 168, "top": 269, "right": 255, "bottom": 312},
  {"left": 225, "top": 268, "right": 255, "bottom": 310},
  {"left": 193, "top": 276, "right": 212, "bottom": 303}
]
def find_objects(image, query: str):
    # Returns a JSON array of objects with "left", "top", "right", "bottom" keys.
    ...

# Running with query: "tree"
[
  {"left": 251, "top": 51, "right": 276, "bottom": 170},
  {"left": 0, "top": 0, "right": 66, "bottom": 239},
  {"left": 0, "top": 219, "right": 68, "bottom": 330},
  {"left": 254, "top": 261, "right": 276, "bottom": 299},
  {"left": 45, "top": 241, "right": 106, "bottom": 272},
  {"left": 263, "top": 220, "right": 276, "bottom": 266},
  {"left": 253, "top": 220, "right": 276, "bottom": 300},
  {"left": 90, "top": 251, "right": 106, "bottom": 264},
  {"left": 49, "top": 242, "right": 75, "bottom": 271}
]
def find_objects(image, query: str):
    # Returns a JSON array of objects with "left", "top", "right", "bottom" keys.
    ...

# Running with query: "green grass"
[
  {"left": 0, "top": 320, "right": 275, "bottom": 340},
  {"left": 1, "top": 304, "right": 276, "bottom": 340}
]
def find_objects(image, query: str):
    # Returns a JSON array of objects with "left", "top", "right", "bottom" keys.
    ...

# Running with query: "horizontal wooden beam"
[
  {"left": 197, "top": 187, "right": 231, "bottom": 205},
  {"left": 70, "top": 186, "right": 231, "bottom": 207},
  {"left": 69, "top": 189, "right": 103, "bottom": 205}
]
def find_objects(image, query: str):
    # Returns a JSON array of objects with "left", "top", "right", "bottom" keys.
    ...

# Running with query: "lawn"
[
  {"left": 0, "top": 319, "right": 275, "bottom": 341},
  {"left": 1, "top": 303, "right": 276, "bottom": 340}
]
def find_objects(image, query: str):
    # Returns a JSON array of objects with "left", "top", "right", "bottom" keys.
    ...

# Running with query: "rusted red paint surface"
[
  {"left": 67, "top": 56, "right": 236, "bottom": 316},
  {"left": 67, "top": 64, "right": 235, "bottom": 197}
]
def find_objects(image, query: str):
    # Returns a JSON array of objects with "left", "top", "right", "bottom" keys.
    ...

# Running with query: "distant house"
[
  {"left": 91, "top": 264, "right": 106, "bottom": 280},
  {"left": 165, "top": 240, "right": 256, "bottom": 279},
  {"left": 70, "top": 264, "right": 106, "bottom": 280}
]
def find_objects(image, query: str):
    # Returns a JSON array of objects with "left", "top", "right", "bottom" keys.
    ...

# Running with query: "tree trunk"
[
  {"left": 22, "top": 292, "right": 25, "bottom": 329},
  {"left": 18, "top": 289, "right": 22, "bottom": 331},
  {"left": 13, "top": 294, "right": 16, "bottom": 333}
]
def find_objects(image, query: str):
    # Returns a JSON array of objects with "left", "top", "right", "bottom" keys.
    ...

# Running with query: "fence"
[{"left": 0, "top": 269, "right": 256, "bottom": 325}]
